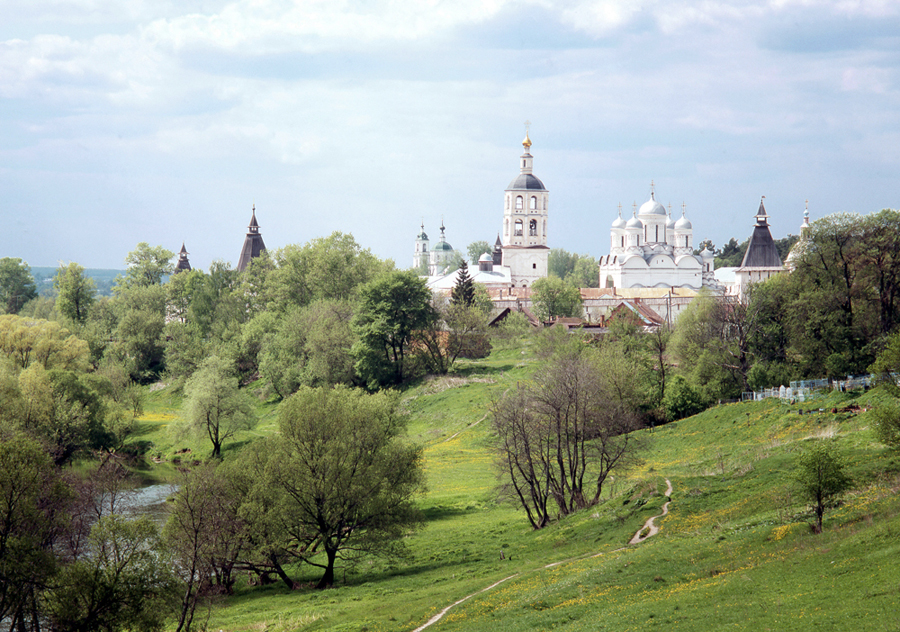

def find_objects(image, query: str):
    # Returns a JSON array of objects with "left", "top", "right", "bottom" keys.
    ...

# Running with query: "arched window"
[
  {"left": 529, "top": 219, "right": 537, "bottom": 236},
  {"left": 514, "top": 220, "right": 523, "bottom": 236},
  {"left": 530, "top": 196, "right": 537, "bottom": 210},
  {"left": 516, "top": 196, "right": 523, "bottom": 210}
]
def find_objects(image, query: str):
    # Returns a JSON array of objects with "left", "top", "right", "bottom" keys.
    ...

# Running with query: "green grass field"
[{"left": 130, "top": 342, "right": 900, "bottom": 631}]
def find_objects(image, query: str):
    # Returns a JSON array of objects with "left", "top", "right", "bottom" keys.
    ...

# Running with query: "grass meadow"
[{"left": 129, "top": 341, "right": 900, "bottom": 631}]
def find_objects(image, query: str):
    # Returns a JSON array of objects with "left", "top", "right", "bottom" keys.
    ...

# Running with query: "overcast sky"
[{"left": 3, "top": 0, "right": 899, "bottom": 272}]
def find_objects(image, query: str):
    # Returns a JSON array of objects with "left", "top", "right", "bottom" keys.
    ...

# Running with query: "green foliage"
[
  {"left": 794, "top": 441, "right": 852, "bottom": 532},
  {"left": 120, "top": 242, "right": 175, "bottom": 289},
  {"left": 0, "top": 314, "right": 90, "bottom": 372},
  {"left": 467, "top": 240, "right": 492, "bottom": 264},
  {"left": 0, "top": 257, "right": 38, "bottom": 315},
  {"left": 352, "top": 270, "right": 437, "bottom": 388},
  {"left": 870, "top": 403, "right": 900, "bottom": 447},
  {"left": 259, "top": 300, "right": 357, "bottom": 397},
  {"left": 46, "top": 515, "right": 178, "bottom": 632},
  {"left": 449, "top": 259, "right": 475, "bottom": 307},
  {"left": 54, "top": 262, "right": 97, "bottom": 324},
  {"left": 663, "top": 374, "right": 709, "bottom": 421},
  {"left": 548, "top": 248, "right": 598, "bottom": 288},
  {"left": 269, "top": 232, "right": 392, "bottom": 310},
  {"left": 273, "top": 385, "right": 425, "bottom": 588},
  {"left": 0, "top": 431, "right": 68, "bottom": 627},
  {"left": 530, "top": 275, "right": 583, "bottom": 320},
  {"left": 182, "top": 355, "right": 256, "bottom": 458}
]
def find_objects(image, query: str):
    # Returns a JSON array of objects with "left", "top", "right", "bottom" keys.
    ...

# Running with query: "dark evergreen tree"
[{"left": 450, "top": 260, "right": 475, "bottom": 307}]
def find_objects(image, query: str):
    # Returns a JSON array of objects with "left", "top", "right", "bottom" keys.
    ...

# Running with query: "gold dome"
[{"left": 522, "top": 131, "right": 532, "bottom": 149}]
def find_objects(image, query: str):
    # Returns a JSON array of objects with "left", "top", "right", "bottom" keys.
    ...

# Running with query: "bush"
[{"left": 871, "top": 403, "right": 900, "bottom": 448}]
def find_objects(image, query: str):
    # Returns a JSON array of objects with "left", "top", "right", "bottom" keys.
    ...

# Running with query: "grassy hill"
[{"left": 132, "top": 341, "right": 900, "bottom": 631}]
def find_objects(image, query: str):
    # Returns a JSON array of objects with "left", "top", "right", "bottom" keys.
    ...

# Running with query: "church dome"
[
  {"left": 639, "top": 193, "right": 666, "bottom": 216},
  {"left": 666, "top": 214, "right": 676, "bottom": 229},
  {"left": 626, "top": 215, "right": 643, "bottom": 230},
  {"left": 506, "top": 173, "right": 547, "bottom": 191},
  {"left": 432, "top": 240, "right": 454, "bottom": 252},
  {"left": 611, "top": 214, "right": 627, "bottom": 229},
  {"left": 417, "top": 229, "right": 428, "bottom": 240},
  {"left": 478, "top": 252, "right": 493, "bottom": 263},
  {"left": 675, "top": 214, "right": 692, "bottom": 230}
]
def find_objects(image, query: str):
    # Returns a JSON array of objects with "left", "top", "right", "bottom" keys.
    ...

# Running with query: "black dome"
[{"left": 506, "top": 173, "right": 546, "bottom": 191}]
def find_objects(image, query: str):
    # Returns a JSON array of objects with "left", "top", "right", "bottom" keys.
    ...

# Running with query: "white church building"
[
  {"left": 597, "top": 184, "right": 720, "bottom": 291},
  {"left": 420, "top": 132, "right": 550, "bottom": 291}
]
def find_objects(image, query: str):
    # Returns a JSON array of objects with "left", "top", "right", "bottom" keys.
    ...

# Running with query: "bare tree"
[{"left": 493, "top": 346, "right": 643, "bottom": 529}]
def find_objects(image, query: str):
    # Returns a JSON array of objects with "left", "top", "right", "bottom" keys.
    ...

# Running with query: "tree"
[
  {"left": 467, "top": 240, "right": 492, "bottom": 264},
  {"left": 269, "top": 233, "right": 392, "bottom": 311},
  {"left": 165, "top": 465, "right": 246, "bottom": 632},
  {"left": 795, "top": 441, "right": 852, "bottom": 533},
  {"left": 0, "top": 315, "right": 90, "bottom": 372},
  {"left": 46, "top": 515, "right": 178, "bottom": 632},
  {"left": 0, "top": 431, "right": 70, "bottom": 630},
  {"left": 120, "top": 242, "right": 175, "bottom": 288},
  {"left": 492, "top": 345, "right": 643, "bottom": 529},
  {"left": 271, "top": 386, "right": 424, "bottom": 588},
  {"left": 352, "top": 271, "right": 437, "bottom": 388},
  {"left": 182, "top": 356, "right": 256, "bottom": 458},
  {"left": 870, "top": 404, "right": 900, "bottom": 448},
  {"left": 548, "top": 248, "right": 578, "bottom": 280},
  {"left": 531, "top": 276, "right": 582, "bottom": 321},
  {"left": 55, "top": 262, "right": 96, "bottom": 324},
  {"left": 0, "top": 258, "right": 38, "bottom": 315},
  {"left": 570, "top": 256, "right": 599, "bottom": 288},
  {"left": 450, "top": 260, "right": 475, "bottom": 307}
]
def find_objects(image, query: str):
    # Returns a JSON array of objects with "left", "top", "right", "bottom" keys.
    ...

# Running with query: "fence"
[{"left": 741, "top": 373, "right": 892, "bottom": 403}]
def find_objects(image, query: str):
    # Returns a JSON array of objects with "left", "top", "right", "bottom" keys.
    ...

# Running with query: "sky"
[{"left": 2, "top": 0, "right": 900, "bottom": 272}]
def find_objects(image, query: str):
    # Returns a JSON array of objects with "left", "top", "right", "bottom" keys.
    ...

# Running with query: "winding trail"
[
  {"left": 410, "top": 574, "right": 519, "bottom": 632},
  {"left": 411, "top": 479, "right": 673, "bottom": 630},
  {"left": 628, "top": 478, "right": 673, "bottom": 544}
]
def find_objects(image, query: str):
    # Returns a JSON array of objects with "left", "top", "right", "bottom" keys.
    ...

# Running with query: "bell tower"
[{"left": 500, "top": 125, "right": 549, "bottom": 287}]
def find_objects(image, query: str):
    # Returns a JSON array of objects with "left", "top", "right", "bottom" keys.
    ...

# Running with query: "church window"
[
  {"left": 529, "top": 219, "right": 537, "bottom": 236},
  {"left": 533, "top": 263, "right": 537, "bottom": 269},
  {"left": 516, "top": 196, "right": 523, "bottom": 210},
  {"left": 655, "top": 226, "right": 659, "bottom": 242},
  {"left": 514, "top": 220, "right": 523, "bottom": 236},
  {"left": 530, "top": 196, "right": 537, "bottom": 210},
  {"left": 621, "top": 236, "right": 625, "bottom": 248}
]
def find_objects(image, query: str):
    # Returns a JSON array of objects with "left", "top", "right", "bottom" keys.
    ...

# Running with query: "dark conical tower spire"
[
  {"left": 174, "top": 242, "right": 192, "bottom": 273},
  {"left": 237, "top": 204, "right": 267, "bottom": 272},
  {"left": 740, "top": 196, "right": 782, "bottom": 268}
]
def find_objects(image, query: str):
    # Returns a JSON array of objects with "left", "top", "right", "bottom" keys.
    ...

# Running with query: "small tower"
[
  {"left": 492, "top": 234, "right": 503, "bottom": 267},
  {"left": 413, "top": 221, "right": 430, "bottom": 271},
  {"left": 735, "top": 196, "right": 784, "bottom": 296},
  {"left": 174, "top": 242, "right": 192, "bottom": 274},
  {"left": 785, "top": 200, "right": 812, "bottom": 272},
  {"left": 429, "top": 220, "right": 455, "bottom": 276},
  {"left": 237, "top": 204, "right": 267, "bottom": 272}
]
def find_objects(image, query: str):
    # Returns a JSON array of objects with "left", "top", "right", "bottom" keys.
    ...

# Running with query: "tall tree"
[
  {"left": 271, "top": 386, "right": 424, "bottom": 588},
  {"left": 120, "top": 242, "right": 175, "bottom": 288},
  {"left": 182, "top": 356, "right": 256, "bottom": 458},
  {"left": 352, "top": 271, "right": 437, "bottom": 387},
  {"left": 55, "top": 262, "right": 97, "bottom": 324},
  {"left": 0, "top": 258, "right": 38, "bottom": 315},
  {"left": 450, "top": 259, "right": 476, "bottom": 307}
]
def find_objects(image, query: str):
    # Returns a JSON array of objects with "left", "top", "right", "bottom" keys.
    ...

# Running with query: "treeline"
[
  {"left": 0, "top": 232, "right": 504, "bottom": 631},
  {"left": 672, "top": 209, "right": 900, "bottom": 404}
]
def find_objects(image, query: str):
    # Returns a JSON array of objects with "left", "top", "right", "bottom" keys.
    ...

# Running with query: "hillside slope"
[{"left": 136, "top": 345, "right": 900, "bottom": 631}]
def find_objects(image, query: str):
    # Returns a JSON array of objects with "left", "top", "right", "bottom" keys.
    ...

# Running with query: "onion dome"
[
  {"left": 675, "top": 213, "right": 692, "bottom": 230},
  {"left": 639, "top": 191, "right": 666, "bottom": 216},
  {"left": 612, "top": 208, "right": 626, "bottom": 229},
  {"left": 478, "top": 252, "right": 493, "bottom": 263},
  {"left": 626, "top": 213, "right": 643, "bottom": 230},
  {"left": 666, "top": 211, "right": 677, "bottom": 229}
]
